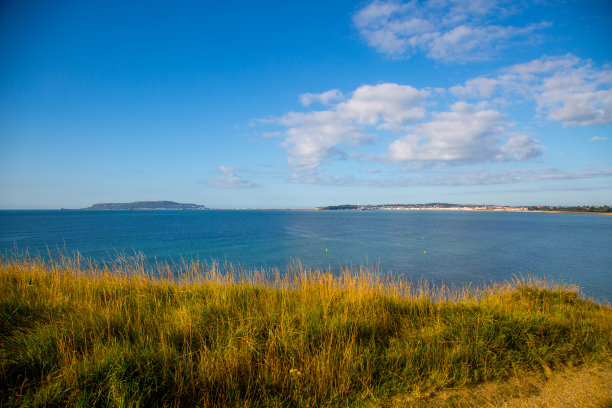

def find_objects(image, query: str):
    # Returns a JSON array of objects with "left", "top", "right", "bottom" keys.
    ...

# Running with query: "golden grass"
[{"left": 1, "top": 254, "right": 610, "bottom": 407}]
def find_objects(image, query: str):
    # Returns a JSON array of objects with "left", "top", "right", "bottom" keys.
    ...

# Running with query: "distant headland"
[{"left": 83, "top": 201, "right": 207, "bottom": 210}]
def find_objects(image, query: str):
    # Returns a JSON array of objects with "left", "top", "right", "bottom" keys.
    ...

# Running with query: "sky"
[{"left": 1, "top": 0, "right": 611, "bottom": 209}]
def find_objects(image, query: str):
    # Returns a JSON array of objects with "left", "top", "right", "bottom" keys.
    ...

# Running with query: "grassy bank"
[{"left": 1, "top": 256, "right": 610, "bottom": 407}]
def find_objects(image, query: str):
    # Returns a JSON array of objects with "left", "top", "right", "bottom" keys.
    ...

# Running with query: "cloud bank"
[
  {"left": 286, "top": 167, "right": 612, "bottom": 188},
  {"left": 260, "top": 55, "right": 610, "bottom": 187},
  {"left": 269, "top": 82, "right": 544, "bottom": 180}
]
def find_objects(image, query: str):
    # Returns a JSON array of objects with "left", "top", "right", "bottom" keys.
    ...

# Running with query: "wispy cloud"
[
  {"left": 289, "top": 167, "right": 612, "bottom": 188},
  {"left": 452, "top": 54, "right": 612, "bottom": 127},
  {"left": 450, "top": 77, "right": 500, "bottom": 99},
  {"left": 464, "top": 184, "right": 612, "bottom": 195},
  {"left": 205, "top": 166, "right": 257, "bottom": 189},
  {"left": 261, "top": 131, "right": 281, "bottom": 138},
  {"left": 590, "top": 136, "right": 608, "bottom": 142},
  {"left": 353, "top": 0, "right": 549, "bottom": 62},
  {"left": 419, "top": 167, "right": 612, "bottom": 186},
  {"left": 299, "top": 89, "right": 343, "bottom": 107}
]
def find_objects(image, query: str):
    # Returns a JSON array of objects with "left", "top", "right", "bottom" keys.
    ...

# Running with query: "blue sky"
[{"left": 1, "top": 0, "right": 611, "bottom": 209}]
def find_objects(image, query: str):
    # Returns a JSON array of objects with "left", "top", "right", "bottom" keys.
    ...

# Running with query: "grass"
[{"left": 1, "top": 254, "right": 611, "bottom": 407}]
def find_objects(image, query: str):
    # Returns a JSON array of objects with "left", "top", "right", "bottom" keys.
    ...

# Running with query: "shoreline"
[{"left": 317, "top": 207, "right": 612, "bottom": 215}]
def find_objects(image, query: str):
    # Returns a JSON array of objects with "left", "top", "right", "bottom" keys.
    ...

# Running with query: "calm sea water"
[{"left": 1, "top": 210, "right": 611, "bottom": 302}]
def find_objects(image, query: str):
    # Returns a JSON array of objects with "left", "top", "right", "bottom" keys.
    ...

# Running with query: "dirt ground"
[{"left": 385, "top": 363, "right": 612, "bottom": 408}]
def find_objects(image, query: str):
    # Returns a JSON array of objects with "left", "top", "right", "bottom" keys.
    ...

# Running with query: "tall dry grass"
[{"left": 1, "top": 254, "right": 610, "bottom": 407}]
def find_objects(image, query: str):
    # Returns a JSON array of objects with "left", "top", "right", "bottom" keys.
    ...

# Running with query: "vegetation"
[
  {"left": 528, "top": 205, "right": 612, "bottom": 213},
  {"left": 1, "top": 255, "right": 611, "bottom": 407}
]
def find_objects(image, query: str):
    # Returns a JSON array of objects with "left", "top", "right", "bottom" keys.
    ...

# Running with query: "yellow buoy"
[
  {"left": 424, "top": 251, "right": 427, "bottom": 254},
  {"left": 325, "top": 248, "right": 328, "bottom": 253}
]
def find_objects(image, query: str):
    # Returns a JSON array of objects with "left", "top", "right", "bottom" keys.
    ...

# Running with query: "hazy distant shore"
[
  {"left": 62, "top": 206, "right": 612, "bottom": 214},
  {"left": 315, "top": 204, "right": 612, "bottom": 214}
]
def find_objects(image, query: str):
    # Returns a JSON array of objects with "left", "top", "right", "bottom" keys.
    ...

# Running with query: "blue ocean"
[{"left": 1, "top": 210, "right": 611, "bottom": 302}]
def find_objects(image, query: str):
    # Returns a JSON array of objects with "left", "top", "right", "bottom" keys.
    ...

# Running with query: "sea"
[{"left": 1, "top": 210, "right": 611, "bottom": 302}]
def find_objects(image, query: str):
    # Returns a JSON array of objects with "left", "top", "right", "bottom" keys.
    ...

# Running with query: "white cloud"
[
  {"left": 278, "top": 110, "right": 370, "bottom": 175},
  {"left": 353, "top": 0, "right": 548, "bottom": 62},
  {"left": 498, "top": 134, "right": 543, "bottom": 161},
  {"left": 352, "top": 1, "right": 415, "bottom": 55},
  {"left": 450, "top": 77, "right": 499, "bottom": 99},
  {"left": 462, "top": 54, "right": 612, "bottom": 126},
  {"left": 272, "top": 83, "right": 429, "bottom": 178},
  {"left": 452, "top": 54, "right": 612, "bottom": 127},
  {"left": 337, "top": 83, "right": 429, "bottom": 128},
  {"left": 299, "top": 89, "right": 344, "bottom": 107},
  {"left": 206, "top": 166, "right": 256, "bottom": 189},
  {"left": 385, "top": 102, "right": 542, "bottom": 164},
  {"left": 590, "top": 136, "right": 608, "bottom": 142},
  {"left": 537, "top": 68, "right": 612, "bottom": 127},
  {"left": 261, "top": 56, "right": 609, "bottom": 185}
]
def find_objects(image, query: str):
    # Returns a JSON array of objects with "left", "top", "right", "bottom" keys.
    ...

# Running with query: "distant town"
[{"left": 316, "top": 204, "right": 612, "bottom": 213}]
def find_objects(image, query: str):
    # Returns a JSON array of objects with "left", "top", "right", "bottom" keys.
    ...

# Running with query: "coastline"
[
  {"left": 316, "top": 206, "right": 612, "bottom": 215},
  {"left": 7, "top": 208, "right": 612, "bottom": 215}
]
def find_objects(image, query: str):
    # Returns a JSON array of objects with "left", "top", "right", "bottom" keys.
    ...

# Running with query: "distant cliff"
[{"left": 83, "top": 201, "right": 207, "bottom": 210}]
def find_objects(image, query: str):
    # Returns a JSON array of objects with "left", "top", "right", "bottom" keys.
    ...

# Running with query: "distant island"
[
  {"left": 316, "top": 203, "right": 612, "bottom": 213},
  {"left": 83, "top": 201, "right": 207, "bottom": 210}
]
